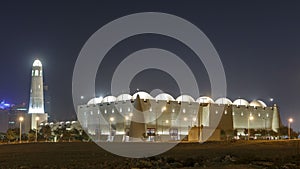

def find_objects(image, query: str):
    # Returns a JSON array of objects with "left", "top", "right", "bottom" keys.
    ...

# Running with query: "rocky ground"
[{"left": 0, "top": 140, "right": 300, "bottom": 169}]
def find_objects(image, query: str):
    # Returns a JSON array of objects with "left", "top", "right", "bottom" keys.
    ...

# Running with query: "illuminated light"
[
  {"left": 90, "top": 111, "right": 93, "bottom": 115},
  {"left": 80, "top": 96, "right": 84, "bottom": 99},
  {"left": 266, "top": 113, "right": 269, "bottom": 117},
  {"left": 0, "top": 101, "right": 11, "bottom": 109},
  {"left": 172, "top": 109, "right": 175, "bottom": 113},
  {"left": 215, "top": 110, "right": 218, "bottom": 114},
  {"left": 258, "top": 113, "right": 261, "bottom": 117},
  {"left": 19, "top": 116, "right": 24, "bottom": 122},
  {"left": 241, "top": 112, "right": 244, "bottom": 116},
  {"left": 104, "top": 109, "right": 107, "bottom": 114},
  {"left": 128, "top": 107, "right": 131, "bottom": 112},
  {"left": 183, "top": 117, "right": 187, "bottom": 121},
  {"left": 129, "top": 113, "right": 133, "bottom": 117},
  {"left": 119, "top": 108, "right": 122, "bottom": 112},
  {"left": 249, "top": 116, "right": 254, "bottom": 121},
  {"left": 224, "top": 110, "right": 227, "bottom": 115},
  {"left": 149, "top": 107, "right": 152, "bottom": 112},
  {"left": 16, "top": 108, "right": 27, "bottom": 111},
  {"left": 288, "top": 118, "right": 293, "bottom": 123},
  {"left": 97, "top": 110, "right": 100, "bottom": 114},
  {"left": 35, "top": 116, "right": 40, "bottom": 121},
  {"left": 112, "top": 109, "right": 114, "bottom": 113},
  {"left": 125, "top": 116, "right": 129, "bottom": 120},
  {"left": 183, "top": 108, "right": 186, "bottom": 113},
  {"left": 192, "top": 117, "right": 197, "bottom": 122},
  {"left": 232, "top": 112, "right": 235, "bottom": 115},
  {"left": 109, "top": 117, "right": 114, "bottom": 122},
  {"left": 161, "top": 106, "right": 166, "bottom": 112},
  {"left": 28, "top": 107, "right": 45, "bottom": 114},
  {"left": 33, "top": 59, "right": 42, "bottom": 67},
  {"left": 166, "top": 120, "right": 169, "bottom": 123}
]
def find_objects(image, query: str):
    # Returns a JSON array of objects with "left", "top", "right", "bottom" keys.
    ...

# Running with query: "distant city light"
[{"left": 0, "top": 100, "right": 11, "bottom": 109}]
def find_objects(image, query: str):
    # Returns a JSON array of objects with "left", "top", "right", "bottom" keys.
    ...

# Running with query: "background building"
[{"left": 77, "top": 92, "right": 282, "bottom": 142}]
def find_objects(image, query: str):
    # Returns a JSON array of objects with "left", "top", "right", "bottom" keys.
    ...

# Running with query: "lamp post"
[
  {"left": 35, "top": 116, "right": 40, "bottom": 142},
  {"left": 159, "top": 107, "right": 166, "bottom": 134},
  {"left": 288, "top": 118, "right": 293, "bottom": 140},
  {"left": 162, "top": 120, "right": 169, "bottom": 134},
  {"left": 124, "top": 116, "right": 129, "bottom": 134},
  {"left": 19, "top": 116, "right": 24, "bottom": 143},
  {"left": 248, "top": 116, "right": 254, "bottom": 140},
  {"left": 109, "top": 117, "right": 114, "bottom": 141},
  {"left": 98, "top": 116, "right": 101, "bottom": 142},
  {"left": 184, "top": 117, "right": 188, "bottom": 134}
]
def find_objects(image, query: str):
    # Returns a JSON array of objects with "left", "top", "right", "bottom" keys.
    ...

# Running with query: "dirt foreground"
[{"left": 0, "top": 140, "right": 299, "bottom": 169}]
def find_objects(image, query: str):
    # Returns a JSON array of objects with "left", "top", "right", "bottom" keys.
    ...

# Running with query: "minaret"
[
  {"left": 28, "top": 59, "right": 45, "bottom": 114},
  {"left": 28, "top": 59, "right": 47, "bottom": 130}
]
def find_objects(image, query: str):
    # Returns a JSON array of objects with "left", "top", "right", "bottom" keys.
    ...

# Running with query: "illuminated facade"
[
  {"left": 77, "top": 92, "right": 281, "bottom": 142},
  {"left": 28, "top": 59, "right": 48, "bottom": 129}
]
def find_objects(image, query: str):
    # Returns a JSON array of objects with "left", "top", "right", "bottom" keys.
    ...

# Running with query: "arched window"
[{"left": 35, "top": 70, "right": 39, "bottom": 76}]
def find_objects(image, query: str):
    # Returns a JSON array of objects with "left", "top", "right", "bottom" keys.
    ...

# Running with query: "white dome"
[
  {"left": 155, "top": 93, "right": 175, "bottom": 101},
  {"left": 33, "top": 59, "right": 42, "bottom": 67},
  {"left": 176, "top": 95, "right": 195, "bottom": 103},
  {"left": 116, "top": 94, "right": 132, "bottom": 101},
  {"left": 102, "top": 96, "right": 117, "bottom": 103},
  {"left": 87, "top": 97, "right": 103, "bottom": 105},
  {"left": 233, "top": 99, "right": 249, "bottom": 106},
  {"left": 196, "top": 96, "right": 214, "bottom": 103},
  {"left": 249, "top": 100, "right": 267, "bottom": 108},
  {"left": 132, "top": 91, "right": 153, "bottom": 100},
  {"left": 215, "top": 98, "right": 232, "bottom": 105}
]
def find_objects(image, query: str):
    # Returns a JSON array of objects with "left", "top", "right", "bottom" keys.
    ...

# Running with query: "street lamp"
[
  {"left": 35, "top": 116, "right": 40, "bottom": 142},
  {"left": 124, "top": 116, "right": 129, "bottom": 133},
  {"left": 162, "top": 120, "right": 169, "bottom": 134},
  {"left": 19, "top": 116, "right": 24, "bottom": 143},
  {"left": 183, "top": 117, "right": 188, "bottom": 133},
  {"left": 98, "top": 116, "right": 101, "bottom": 142},
  {"left": 248, "top": 116, "right": 254, "bottom": 140},
  {"left": 109, "top": 117, "right": 114, "bottom": 141},
  {"left": 288, "top": 118, "right": 293, "bottom": 140}
]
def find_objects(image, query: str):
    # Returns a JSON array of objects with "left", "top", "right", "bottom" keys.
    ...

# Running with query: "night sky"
[{"left": 0, "top": 1, "right": 300, "bottom": 131}]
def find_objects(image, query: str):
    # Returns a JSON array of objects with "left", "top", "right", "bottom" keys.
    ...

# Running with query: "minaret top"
[{"left": 33, "top": 59, "right": 42, "bottom": 67}]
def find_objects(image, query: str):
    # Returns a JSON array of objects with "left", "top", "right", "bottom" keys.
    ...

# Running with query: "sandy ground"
[{"left": 0, "top": 140, "right": 299, "bottom": 169}]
